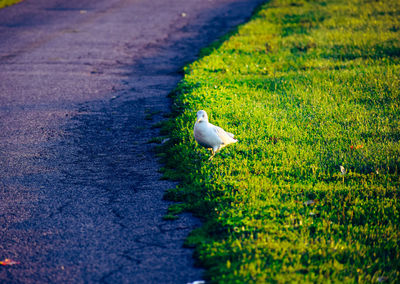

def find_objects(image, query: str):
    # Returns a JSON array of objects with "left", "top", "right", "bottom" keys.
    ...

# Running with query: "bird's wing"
[
  {"left": 226, "top": 132, "right": 235, "bottom": 138},
  {"left": 213, "top": 125, "right": 237, "bottom": 145}
]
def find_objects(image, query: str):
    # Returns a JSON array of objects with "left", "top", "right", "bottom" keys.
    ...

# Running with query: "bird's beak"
[{"left": 196, "top": 117, "right": 202, "bottom": 123}]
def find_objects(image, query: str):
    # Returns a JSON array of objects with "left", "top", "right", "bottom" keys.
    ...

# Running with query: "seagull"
[{"left": 193, "top": 110, "right": 238, "bottom": 160}]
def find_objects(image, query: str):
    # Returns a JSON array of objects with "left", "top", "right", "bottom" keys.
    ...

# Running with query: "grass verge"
[
  {"left": 0, "top": 0, "right": 22, "bottom": 9},
  {"left": 159, "top": 0, "right": 400, "bottom": 282}
]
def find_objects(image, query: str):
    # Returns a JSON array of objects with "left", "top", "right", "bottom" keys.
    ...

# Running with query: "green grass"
[
  {"left": 0, "top": 0, "right": 22, "bottom": 9},
  {"left": 159, "top": 0, "right": 400, "bottom": 282}
]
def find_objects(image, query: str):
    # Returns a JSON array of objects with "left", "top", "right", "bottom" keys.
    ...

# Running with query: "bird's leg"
[{"left": 208, "top": 150, "right": 215, "bottom": 161}]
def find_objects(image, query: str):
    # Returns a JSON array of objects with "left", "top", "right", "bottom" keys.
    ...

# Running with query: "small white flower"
[{"left": 340, "top": 165, "right": 346, "bottom": 175}]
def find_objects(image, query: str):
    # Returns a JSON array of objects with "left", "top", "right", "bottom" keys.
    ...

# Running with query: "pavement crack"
[
  {"left": 121, "top": 251, "right": 141, "bottom": 265},
  {"left": 48, "top": 200, "right": 72, "bottom": 218},
  {"left": 134, "top": 236, "right": 168, "bottom": 249},
  {"left": 99, "top": 264, "right": 124, "bottom": 284}
]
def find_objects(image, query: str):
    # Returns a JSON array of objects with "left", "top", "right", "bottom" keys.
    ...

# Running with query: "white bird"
[{"left": 193, "top": 110, "right": 238, "bottom": 160}]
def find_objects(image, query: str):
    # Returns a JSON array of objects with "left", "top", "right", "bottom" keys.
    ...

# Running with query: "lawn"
[{"left": 159, "top": 0, "right": 400, "bottom": 282}]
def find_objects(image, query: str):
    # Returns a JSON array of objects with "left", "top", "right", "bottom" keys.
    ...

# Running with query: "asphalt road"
[{"left": 0, "top": 0, "right": 264, "bottom": 282}]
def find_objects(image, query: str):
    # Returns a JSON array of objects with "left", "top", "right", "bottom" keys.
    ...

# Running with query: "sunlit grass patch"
[{"left": 162, "top": 0, "right": 400, "bottom": 282}]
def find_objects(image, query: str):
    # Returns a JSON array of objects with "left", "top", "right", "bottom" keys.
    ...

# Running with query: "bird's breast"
[{"left": 194, "top": 122, "right": 222, "bottom": 148}]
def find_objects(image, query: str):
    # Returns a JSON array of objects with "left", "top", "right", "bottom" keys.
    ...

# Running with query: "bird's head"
[{"left": 196, "top": 110, "right": 209, "bottom": 123}]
